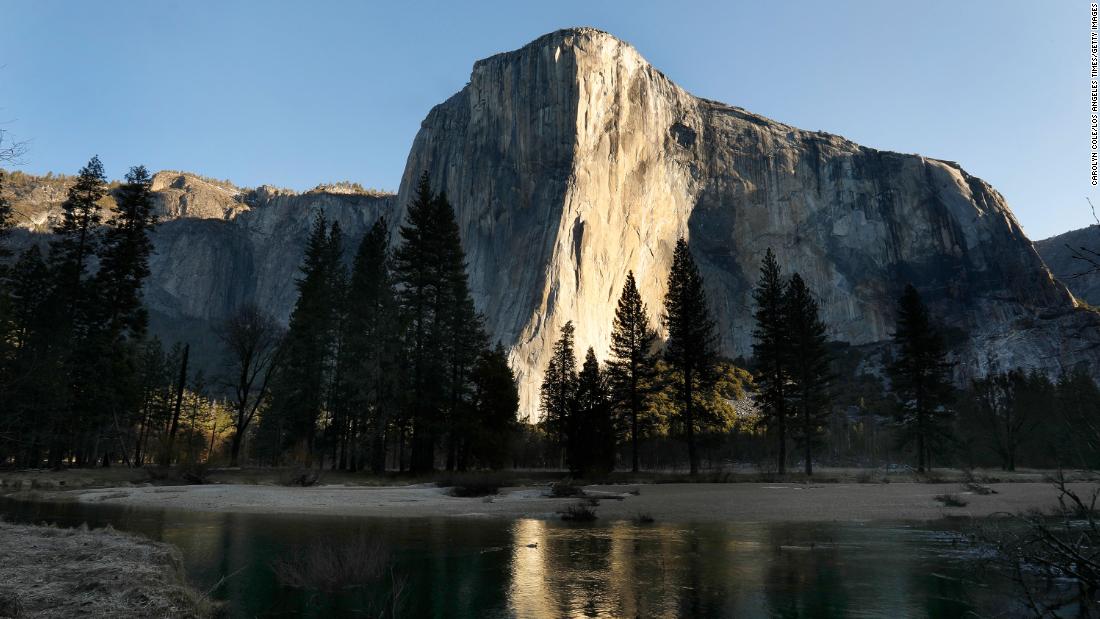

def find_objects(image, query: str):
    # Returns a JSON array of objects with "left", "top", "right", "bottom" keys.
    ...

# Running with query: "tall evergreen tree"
[
  {"left": 95, "top": 165, "right": 155, "bottom": 339},
  {"left": 1, "top": 246, "right": 58, "bottom": 466},
  {"left": 1055, "top": 369, "right": 1100, "bottom": 468},
  {"left": 540, "top": 320, "right": 578, "bottom": 467},
  {"left": 571, "top": 348, "right": 616, "bottom": 476},
  {"left": 265, "top": 213, "right": 343, "bottom": 463},
  {"left": 469, "top": 343, "right": 520, "bottom": 470},
  {"left": 888, "top": 284, "right": 954, "bottom": 473},
  {"left": 435, "top": 191, "right": 487, "bottom": 472},
  {"left": 752, "top": 248, "right": 790, "bottom": 474},
  {"left": 45, "top": 156, "right": 107, "bottom": 466},
  {"left": 342, "top": 217, "right": 402, "bottom": 473},
  {"left": 49, "top": 156, "right": 106, "bottom": 318},
  {"left": 783, "top": 273, "right": 832, "bottom": 475},
  {"left": 393, "top": 174, "right": 447, "bottom": 473},
  {"left": 607, "top": 271, "right": 658, "bottom": 473},
  {"left": 0, "top": 171, "right": 14, "bottom": 398},
  {"left": 662, "top": 237, "right": 718, "bottom": 476},
  {"left": 92, "top": 165, "right": 157, "bottom": 467},
  {"left": 392, "top": 176, "right": 487, "bottom": 473}
]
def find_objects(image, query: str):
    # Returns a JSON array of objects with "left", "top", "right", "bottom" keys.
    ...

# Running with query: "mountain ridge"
[{"left": 4, "top": 27, "right": 1098, "bottom": 416}]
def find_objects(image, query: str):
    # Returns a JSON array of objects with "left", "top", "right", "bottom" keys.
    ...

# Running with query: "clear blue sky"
[{"left": 0, "top": 1, "right": 1089, "bottom": 239}]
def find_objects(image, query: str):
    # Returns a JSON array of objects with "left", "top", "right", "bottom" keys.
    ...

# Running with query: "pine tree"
[
  {"left": 342, "top": 217, "right": 402, "bottom": 473},
  {"left": 435, "top": 191, "right": 487, "bottom": 472},
  {"left": 752, "top": 248, "right": 790, "bottom": 474},
  {"left": 888, "top": 284, "right": 955, "bottom": 473},
  {"left": 392, "top": 176, "right": 487, "bottom": 473},
  {"left": 783, "top": 273, "right": 832, "bottom": 475},
  {"left": 662, "top": 237, "right": 718, "bottom": 476},
  {"left": 96, "top": 165, "right": 155, "bottom": 339},
  {"left": 49, "top": 156, "right": 106, "bottom": 318},
  {"left": 265, "top": 213, "right": 343, "bottom": 464},
  {"left": 540, "top": 320, "right": 577, "bottom": 467},
  {"left": 470, "top": 343, "right": 520, "bottom": 470},
  {"left": 44, "top": 156, "right": 107, "bottom": 467},
  {"left": 607, "top": 271, "right": 658, "bottom": 473},
  {"left": 1, "top": 247, "right": 59, "bottom": 466},
  {"left": 571, "top": 347, "right": 616, "bottom": 476},
  {"left": 393, "top": 173, "right": 448, "bottom": 473},
  {"left": 0, "top": 171, "right": 14, "bottom": 394},
  {"left": 1055, "top": 369, "right": 1100, "bottom": 468}
]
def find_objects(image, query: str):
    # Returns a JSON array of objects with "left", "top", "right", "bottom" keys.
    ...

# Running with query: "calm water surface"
[{"left": 0, "top": 496, "right": 1018, "bottom": 618}]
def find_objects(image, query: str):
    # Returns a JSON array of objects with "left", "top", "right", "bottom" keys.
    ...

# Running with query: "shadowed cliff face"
[
  {"left": 6, "top": 170, "right": 395, "bottom": 380},
  {"left": 1036, "top": 225, "right": 1100, "bottom": 306},
  {"left": 6, "top": 28, "right": 1098, "bottom": 416},
  {"left": 396, "top": 27, "right": 1097, "bottom": 415}
]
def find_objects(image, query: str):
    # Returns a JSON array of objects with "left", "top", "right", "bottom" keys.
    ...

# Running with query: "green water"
[{"left": 0, "top": 496, "right": 1020, "bottom": 618}]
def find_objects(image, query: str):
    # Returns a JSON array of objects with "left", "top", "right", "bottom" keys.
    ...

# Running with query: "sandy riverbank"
[
  {"left": 0, "top": 521, "right": 214, "bottom": 618},
  {"left": 20, "top": 480, "right": 1091, "bottom": 522}
]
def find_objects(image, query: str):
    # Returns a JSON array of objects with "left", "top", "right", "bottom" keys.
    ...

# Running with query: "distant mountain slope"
[
  {"left": 1036, "top": 225, "right": 1100, "bottom": 306},
  {"left": 5, "top": 28, "right": 1100, "bottom": 416}
]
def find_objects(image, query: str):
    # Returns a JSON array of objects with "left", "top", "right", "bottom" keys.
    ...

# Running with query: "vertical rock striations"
[{"left": 396, "top": 27, "right": 1099, "bottom": 414}]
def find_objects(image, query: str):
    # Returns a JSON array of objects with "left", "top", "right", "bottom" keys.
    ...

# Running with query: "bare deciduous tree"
[
  {"left": 219, "top": 304, "right": 284, "bottom": 467},
  {"left": 976, "top": 472, "right": 1100, "bottom": 616},
  {"left": 0, "top": 129, "right": 27, "bottom": 163},
  {"left": 1067, "top": 198, "right": 1100, "bottom": 279}
]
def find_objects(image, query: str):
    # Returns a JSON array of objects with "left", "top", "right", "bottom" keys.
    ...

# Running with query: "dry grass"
[
  {"left": 561, "top": 502, "right": 598, "bottom": 522},
  {"left": 0, "top": 521, "right": 215, "bottom": 618},
  {"left": 270, "top": 534, "right": 406, "bottom": 615}
]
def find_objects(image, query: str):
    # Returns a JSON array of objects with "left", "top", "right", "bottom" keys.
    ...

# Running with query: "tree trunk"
[
  {"left": 805, "top": 410, "right": 813, "bottom": 476},
  {"left": 162, "top": 344, "right": 189, "bottom": 467},
  {"left": 229, "top": 430, "right": 244, "bottom": 468},
  {"left": 917, "top": 429, "right": 926, "bottom": 473},
  {"left": 685, "top": 367, "right": 698, "bottom": 476},
  {"left": 631, "top": 387, "right": 640, "bottom": 474},
  {"left": 777, "top": 403, "right": 786, "bottom": 475}
]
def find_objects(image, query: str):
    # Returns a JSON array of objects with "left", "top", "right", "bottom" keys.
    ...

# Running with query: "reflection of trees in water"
[{"left": 763, "top": 523, "right": 850, "bottom": 617}]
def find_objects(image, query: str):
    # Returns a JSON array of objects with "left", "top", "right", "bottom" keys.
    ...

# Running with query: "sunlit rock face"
[
  {"left": 6, "top": 28, "right": 1097, "bottom": 415},
  {"left": 396, "top": 27, "right": 1099, "bottom": 414},
  {"left": 6, "top": 171, "right": 394, "bottom": 375}
]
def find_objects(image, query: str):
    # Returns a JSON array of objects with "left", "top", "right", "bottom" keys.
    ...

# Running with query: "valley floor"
[{"left": 17, "top": 477, "right": 1095, "bottom": 523}]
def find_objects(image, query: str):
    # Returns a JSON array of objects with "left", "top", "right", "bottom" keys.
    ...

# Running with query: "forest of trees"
[{"left": 2, "top": 159, "right": 1100, "bottom": 475}]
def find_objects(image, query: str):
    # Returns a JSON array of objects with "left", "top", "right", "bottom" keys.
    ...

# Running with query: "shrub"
[
  {"left": 145, "top": 463, "right": 210, "bottom": 485},
  {"left": 271, "top": 534, "right": 395, "bottom": 593},
  {"left": 278, "top": 467, "right": 322, "bottom": 487},
  {"left": 439, "top": 472, "right": 503, "bottom": 497},
  {"left": 935, "top": 493, "right": 968, "bottom": 507},
  {"left": 548, "top": 481, "right": 585, "bottom": 498},
  {"left": 561, "top": 502, "right": 598, "bottom": 522},
  {"left": 179, "top": 463, "right": 210, "bottom": 484}
]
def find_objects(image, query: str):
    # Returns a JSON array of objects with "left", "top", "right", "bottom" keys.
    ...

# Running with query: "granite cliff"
[
  {"left": 1036, "top": 225, "right": 1100, "bottom": 306},
  {"left": 396, "top": 27, "right": 1099, "bottom": 412},
  {"left": 5, "top": 28, "right": 1098, "bottom": 414}
]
